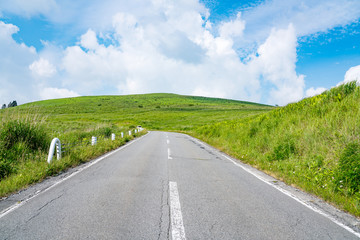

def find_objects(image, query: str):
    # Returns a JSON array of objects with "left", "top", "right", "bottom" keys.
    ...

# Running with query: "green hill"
[
  {"left": 192, "top": 82, "right": 360, "bottom": 217},
  {"left": 2, "top": 85, "right": 359, "bottom": 217},
  {"left": 0, "top": 93, "right": 271, "bottom": 196},
  {"left": 19, "top": 93, "right": 270, "bottom": 132}
]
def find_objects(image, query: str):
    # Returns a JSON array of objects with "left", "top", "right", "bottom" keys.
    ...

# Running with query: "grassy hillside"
[
  {"left": 19, "top": 93, "right": 270, "bottom": 131},
  {"left": 192, "top": 82, "right": 360, "bottom": 217},
  {"left": 0, "top": 93, "right": 271, "bottom": 196},
  {"left": 3, "top": 86, "right": 359, "bottom": 217}
]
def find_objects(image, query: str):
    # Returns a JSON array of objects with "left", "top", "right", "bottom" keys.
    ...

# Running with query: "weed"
[
  {"left": 267, "top": 138, "right": 297, "bottom": 161},
  {"left": 335, "top": 141, "right": 360, "bottom": 195}
]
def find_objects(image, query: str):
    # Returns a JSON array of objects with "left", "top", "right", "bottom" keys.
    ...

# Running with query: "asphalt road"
[{"left": 0, "top": 131, "right": 359, "bottom": 239}]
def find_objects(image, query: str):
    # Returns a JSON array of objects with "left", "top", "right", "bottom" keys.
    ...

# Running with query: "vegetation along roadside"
[
  {"left": 191, "top": 81, "right": 360, "bottom": 217},
  {"left": 1, "top": 83, "right": 359, "bottom": 218},
  {"left": 0, "top": 94, "right": 270, "bottom": 197}
]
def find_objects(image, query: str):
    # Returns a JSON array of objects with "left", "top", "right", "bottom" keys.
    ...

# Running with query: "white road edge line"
[
  {"left": 0, "top": 133, "right": 148, "bottom": 220},
  {"left": 168, "top": 148, "right": 172, "bottom": 159},
  {"left": 169, "top": 181, "right": 186, "bottom": 240},
  {"left": 190, "top": 136, "right": 360, "bottom": 238}
]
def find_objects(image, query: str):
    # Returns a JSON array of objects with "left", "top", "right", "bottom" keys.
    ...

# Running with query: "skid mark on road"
[{"left": 169, "top": 181, "right": 186, "bottom": 240}]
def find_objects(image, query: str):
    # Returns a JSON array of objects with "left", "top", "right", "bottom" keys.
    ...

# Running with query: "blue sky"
[{"left": 0, "top": 0, "right": 360, "bottom": 106}]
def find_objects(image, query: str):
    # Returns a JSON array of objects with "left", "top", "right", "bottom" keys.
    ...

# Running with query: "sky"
[{"left": 0, "top": 0, "right": 360, "bottom": 106}]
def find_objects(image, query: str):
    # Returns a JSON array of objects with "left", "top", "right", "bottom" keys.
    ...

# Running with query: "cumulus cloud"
[
  {"left": 59, "top": 3, "right": 260, "bottom": 101},
  {"left": 40, "top": 87, "right": 80, "bottom": 100},
  {"left": 219, "top": 12, "right": 245, "bottom": 39},
  {"left": 29, "top": 58, "right": 57, "bottom": 78},
  {"left": 255, "top": 24, "right": 305, "bottom": 105},
  {"left": 0, "top": 21, "right": 37, "bottom": 105},
  {"left": 1, "top": 0, "right": 360, "bottom": 105},
  {"left": 343, "top": 65, "right": 360, "bottom": 84},
  {"left": 80, "top": 29, "right": 100, "bottom": 50},
  {"left": 305, "top": 87, "right": 327, "bottom": 97}
]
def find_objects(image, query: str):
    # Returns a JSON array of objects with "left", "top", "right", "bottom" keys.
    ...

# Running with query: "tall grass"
[
  {"left": 191, "top": 82, "right": 360, "bottom": 217},
  {"left": 0, "top": 94, "right": 268, "bottom": 197},
  {"left": 0, "top": 109, "right": 146, "bottom": 196}
]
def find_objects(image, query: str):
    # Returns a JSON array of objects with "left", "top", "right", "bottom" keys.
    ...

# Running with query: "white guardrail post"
[
  {"left": 129, "top": 130, "right": 132, "bottom": 136},
  {"left": 92, "top": 136, "right": 97, "bottom": 145},
  {"left": 47, "top": 138, "right": 61, "bottom": 164},
  {"left": 121, "top": 132, "right": 124, "bottom": 138},
  {"left": 111, "top": 133, "right": 115, "bottom": 141}
]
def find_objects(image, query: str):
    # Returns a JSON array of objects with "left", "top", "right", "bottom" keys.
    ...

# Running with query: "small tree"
[
  {"left": 7, "top": 100, "right": 17, "bottom": 108},
  {"left": 1, "top": 104, "right": 6, "bottom": 109}
]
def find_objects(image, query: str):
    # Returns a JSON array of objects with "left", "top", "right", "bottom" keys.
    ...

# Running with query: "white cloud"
[
  {"left": 29, "top": 58, "right": 57, "bottom": 78},
  {"left": 305, "top": 87, "right": 327, "bottom": 97},
  {"left": 219, "top": 12, "right": 245, "bottom": 39},
  {"left": 58, "top": 3, "right": 261, "bottom": 102},
  {"left": 240, "top": 0, "right": 360, "bottom": 47},
  {"left": 343, "top": 65, "right": 360, "bottom": 84},
  {"left": 40, "top": 87, "right": 79, "bottom": 100},
  {"left": 1, "top": 0, "right": 360, "bottom": 106},
  {"left": 0, "top": 21, "right": 38, "bottom": 105},
  {"left": 80, "top": 29, "right": 99, "bottom": 50},
  {"left": 0, "top": 0, "right": 57, "bottom": 17},
  {"left": 255, "top": 24, "right": 305, "bottom": 105}
]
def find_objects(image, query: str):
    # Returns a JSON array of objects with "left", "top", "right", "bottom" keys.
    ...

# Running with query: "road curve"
[{"left": 0, "top": 131, "right": 359, "bottom": 239}]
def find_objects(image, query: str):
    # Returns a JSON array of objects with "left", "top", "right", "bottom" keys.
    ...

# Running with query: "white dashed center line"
[
  {"left": 169, "top": 181, "right": 186, "bottom": 240},
  {"left": 168, "top": 148, "right": 172, "bottom": 159}
]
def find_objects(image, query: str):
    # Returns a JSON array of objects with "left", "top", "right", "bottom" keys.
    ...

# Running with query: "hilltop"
[{"left": 17, "top": 93, "right": 272, "bottom": 132}]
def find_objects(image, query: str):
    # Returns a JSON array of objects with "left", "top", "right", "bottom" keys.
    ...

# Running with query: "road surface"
[{"left": 0, "top": 131, "right": 359, "bottom": 239}]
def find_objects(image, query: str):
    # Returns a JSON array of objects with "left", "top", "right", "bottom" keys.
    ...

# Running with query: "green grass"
[
  {"left": 191, "top": 82, "right": 360, "bottom": 217},
  {"left": 0, "top": 93, "right": 271, "bottom": 197},
  {"left": 2, "top": 85, "right": 359, "bottom": 218}
]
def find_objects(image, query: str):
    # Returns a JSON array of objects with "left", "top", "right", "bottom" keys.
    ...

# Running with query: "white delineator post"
[
  {"left": 111, "top": 133, "right": 115, "bottom": 141},
  {"left": 92, "top": 136, "right": 97, "bottom": 145},
  {"left": 47, "top": 138, "right": 61, "bottom": 164},
  {"left": 129, "top": 130, "right": 132, "bottom": 136},
  {"left": 121, "top": 132, "right": 124, "bottom": 138}
]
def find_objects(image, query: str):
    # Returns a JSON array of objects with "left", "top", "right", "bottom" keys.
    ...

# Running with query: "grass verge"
[
  {"left": 0, "top": 112, "right": 146, "bottom": 197},
  {"left": 190, "top": 82, "right": 360, "bottom": 217}
]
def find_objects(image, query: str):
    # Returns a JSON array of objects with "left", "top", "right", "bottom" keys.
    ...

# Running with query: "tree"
[
  {"left": 1, "top": 104, "right": 6, "bottom": 109},
  {"left": 7, "top": 100, "right": 17, "bottom": 108}
]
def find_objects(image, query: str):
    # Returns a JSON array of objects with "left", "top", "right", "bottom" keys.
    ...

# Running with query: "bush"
[
  {"left": 0, "top": 158, "right": 13, "bottom": 179},
  {"left": 0, "top": 120, "right": 49, "bottom": 151},
  {"left": 0, "top": 120, "right": 50, "bottom": 180},
  {"left": 268, "top": 138, "right": 297, "bottom": 161},
  {"left": 335, "top": 142, "right": 360, "bottom": 194}
]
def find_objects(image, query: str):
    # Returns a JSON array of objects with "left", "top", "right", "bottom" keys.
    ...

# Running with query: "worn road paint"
[
  {"left": 168, "top": 148, "right": 172, "bottom": 160},
  {"left": 169, "top": 181, "right": 186, "bottom": 240}
]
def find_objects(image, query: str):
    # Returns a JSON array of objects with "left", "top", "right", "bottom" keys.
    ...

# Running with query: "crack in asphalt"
[
  {"left": 2, "top": 193, "right": 65, "bottom": 239},
  {"left": 157, "top": 179, "right": 165, "bottom": 240},
  {"left": 157, "top": 179, "right": 170, "bottom": 240},
  {"left": 26, "top": 193, "right": 64, "bottom": 224}
]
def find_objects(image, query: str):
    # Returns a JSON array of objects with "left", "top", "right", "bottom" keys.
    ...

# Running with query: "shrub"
[
  {"left": 268, "top": 138, "right": 297, "bottom": 161},
  {"left": 0, "top": 158, "right": 13, "bottom": 179},
  {"left": 0, "top": 120, "right": 50, "bottom": 180},
  {"left": 0, "top": 120, "right": 49, "bottom": 151},
  {"left": 335, "top": 142, "right": 360, "bottom": 194}
]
